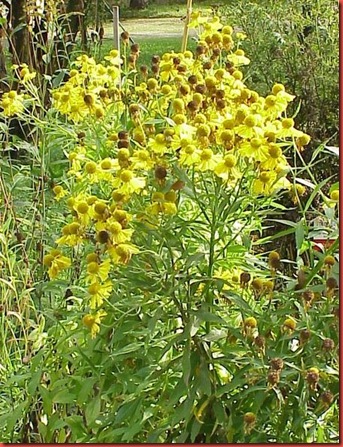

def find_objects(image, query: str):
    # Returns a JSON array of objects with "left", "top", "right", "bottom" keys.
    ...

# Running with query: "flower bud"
[{"left": 270, "top": 358, "right": 284, "bottom": 371}]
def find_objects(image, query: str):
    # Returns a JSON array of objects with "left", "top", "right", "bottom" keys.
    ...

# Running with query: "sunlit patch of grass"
[{"left": 97, "top": 35, "right": 197, "bottom": 67}]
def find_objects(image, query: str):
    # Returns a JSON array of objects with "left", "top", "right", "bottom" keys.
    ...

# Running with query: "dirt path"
[{"left": 104, "top": 17, "right": 197, "bottom": 39}]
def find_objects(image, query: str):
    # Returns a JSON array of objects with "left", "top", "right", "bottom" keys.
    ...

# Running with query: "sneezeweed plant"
[
  {"left": 0, "top": 11, "right": 338, "bottom": 444},
  {"left": 43, "top": 17, "right": 310, "bottom": 323}
]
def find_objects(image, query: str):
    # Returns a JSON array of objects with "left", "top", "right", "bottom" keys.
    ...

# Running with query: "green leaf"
[
  {"left": 172, "top": 395, "right": 194, "bottom": 425},
  {"left": 77, "top": 377, "right": 98, "bottom": 405},
  {"left": 27, "top": 370, "right": 42, "bottom": 395},
  {"left": 85, "top": 394, "right": 101, "bottom": 426},
  {"left": 190, "top": 418, "right": 202, "bottom": 442},
  {"left": 52, "top": 69, "right": 68, "bottom": 88},
  {"left": 115, "top": 397, "right": 142, "bottom": 424},
  {"left": 182, "top": 342, "right": 191, "bottom": 385},
  {"left": 198, "top": 363, "right": 212, "bottom": 396},
  {"left": 65, "top": 415, "right": 87, "bottom": 440},
  {"left": 316, "top": 425, "right": 325, "bottom": 442},
  {"left": 6, "top": 401, "right": 27, "bottom": 434},
  {"left": 184, "top": 252, "right": 206, "bottom": 269},
  {"left": 213, "top": 400, "right": 227, "bottom": 424},
  {"left": 122, "top": 421, "right": 143, "bottom": 441},
  {"left": 52, "top": 388, "right": 76, "bottom": 404},
  {"left": 39, "top": 385, "right": 53, "bottom": 417},
  {"left": 191, "top": 310, "right": 226, "bottom": 324},
  {"left": 295, "top": 218, "right": 305, "bottom": 252},
  {"left": 329, "top": 182, "right": 339, "bottom": 194}
]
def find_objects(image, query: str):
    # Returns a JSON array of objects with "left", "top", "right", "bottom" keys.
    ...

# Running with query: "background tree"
[{"left": 129, "top": 0, "right": 148, "bottom": 10}]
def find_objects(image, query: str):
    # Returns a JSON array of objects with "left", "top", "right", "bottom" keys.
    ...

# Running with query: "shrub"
[{"left": 0, "top": 10, "right": 338, "bottom": 443}]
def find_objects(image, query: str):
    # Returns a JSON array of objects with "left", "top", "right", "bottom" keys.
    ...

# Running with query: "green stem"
[{"left": 205, "top": 177, "right": 220, "bottom": 334}]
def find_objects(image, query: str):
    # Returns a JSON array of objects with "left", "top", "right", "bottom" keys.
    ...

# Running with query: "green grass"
[
  {"left": 117, "top": 0, "right": 225, "bottom": 19},
  {"left": 96, "top": 35, "right": 197, "bottom": 67}
]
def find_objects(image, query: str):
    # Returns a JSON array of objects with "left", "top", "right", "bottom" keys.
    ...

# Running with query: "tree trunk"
[
  {"left": 10, "top": 0, "right": 32, "bottom": 67},
  {"left": 130, "top": 0, "right": 148, "bottom": 9}
]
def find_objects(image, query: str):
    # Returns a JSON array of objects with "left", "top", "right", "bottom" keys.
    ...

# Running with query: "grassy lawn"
[
  {"left": 119, "top": 0, "right": 225, "bottom": 19},
  {"left": 96, "top": 35, "right": 197, "bottom": 67}
]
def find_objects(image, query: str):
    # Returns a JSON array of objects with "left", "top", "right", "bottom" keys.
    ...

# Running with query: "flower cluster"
[
  {"left": 41, "top": 13, "right": 311, "bottom": 337},
  {"left": 0, "top": 90, "right": 25, "bottom": 116},
  {"left": 51, "top": 52, "right": 121, "bottom": 122}
]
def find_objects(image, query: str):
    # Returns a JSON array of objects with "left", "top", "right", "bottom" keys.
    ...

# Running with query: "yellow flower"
[
  {"left": 236, "top": 114, "right": 264, "bottom": 139},
  {"left": 74, "top": 199, "right": 92, "bottom": 225},
  {"left": 244, "top": 317, "right": 257, "bottom": 328},
  {"left": 88, "top": 280, "right": 112, "bottom": 309},
  {"left": 146, "top": 192, "right": 177, "bottom": 216},
  {"left": 238, "top": 137, "right": 269, "bottom": 161},
  {"left": 159, "top": 60, "right": 178, "bottom": 82},
  {"left": 199, "top": 16, "right": 223, "bottom": 37},
  {"left": 104, "top": 49, "right": 123, "bottom": 66},
  {"left": 260, "top": 144, "right": 288, "bottom": 170},
  {"left": 108, "top": 243, "right": 139, "bottom": 264},
  {"left": 277, "top": 118, "right": 303, "bottom": 139},
  {"left": 107, "top": 218, "right": 134, "bottom": 244},
  {"left": 196, "top": 148, "right": 221, "bottom": 172},
  {"left": 272, "top": 83, "right": 295, "bottom": 102},
  {"left": 188, "top": 10, "right": 209, "bottom": 29},
  {"left": 227, "top": 49, "right": 250, "bottom": 66},
  {"left": 55, "top": 222, "right": 84, "bottom": 247},
  {"left": 43, "top": 249, "right": 71, "bottom": 279},
  {"left": 236, "top": 32, "right": 247, "bottom": 40},
  {"left": 113, "top": 169, "right": 145, "bottom": 195},
  {"left": 1, "top": 91, "right": 25, "bottom": 116},
  {"left": 171, "top": 123, "right": 197, "bottom": 152},
  {"left": 214, "top": 154, "right": 241, "bottom": 183},
  {"left": 252, "top": 171, "right": 278, "bottom": 195},
  {"left": 179, "top": 144, "right": 201, "bottom": 166},
  {"left": 86, "top": 258, "right": 111, "bottom": 283},
  {"left": 147, "top": 134, "right": 168, "bottom": 155},
  {"left": 283, "top": 317, "right": 296, "bottom": 333},
  {"left": 130, "top": 149, "right": 154, "bottom": 170},
  {"left": 53, "top": 185, "right": 68, "bottom": 201},
  {"left": 330, "top": 190, "right": 339, "bottom": 202},
  {"left": 18, "top": 64, "right": 36, "bottom": 83},
  {"left": 263, "top": 94, "right": 288, "bottom": 118},
  {"left": 82, "top": 310, "right": 107, "bottom": 338},
  {"left": 213, "top": 267, "right": 242, "bottom": 291}
]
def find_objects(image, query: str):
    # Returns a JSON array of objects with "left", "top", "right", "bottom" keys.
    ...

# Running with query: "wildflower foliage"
[{"left": 0, "top": 11, "right": 338, "bottom": 443}]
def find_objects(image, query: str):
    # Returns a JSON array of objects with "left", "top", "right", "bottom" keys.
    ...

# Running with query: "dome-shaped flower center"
[
  {"left": 120, "top": 170, "right": 133, "bottom": 182},
  {"left": 200, "top": 149, "right": 213, "bottom": 161},
  {"left": 87, "top": 262, "right": 100, "bottom": 274},
  {"left": 94, "top": 202, "right": 107, "bottom": 215},
  {"left": 220, "top": 130, "right": 233, "bottom": 142},
  {"left": 118, "top": 149, "right": 130, "bottom": 161},
  {"left": 77, "top": 201, "right": 89, "bottom": 214},
  {"left": 110, "top": 221, "right": 122, "bottom": 234},
  {"left": 185, "top": 144, "right": 196, "bottom": 154},
  {"left": 137, "top": 150, "right": 149, "bottom": 161},
  {"left": 244, "top": 115, "right": 257, "bottom": 128},
  {"left": 155, "top": 134, "right": 165, "bottom": 144},
  {"left": 250, "top": 138, "right": 262, "bottom": 149},
  {"left": 87, "top": 253, "right": 98, "bottom": 263},
  {"left": 272, "top": 83, "right": 285, "bottom": 95},
  {"left": 100, "top": 159, "right": 112, "bottom": 170},
  {"left": 88, "top": 282, "right": 101, "bottom": 295},
  {"left": 265, "top": 95, "right": 276, "bottom": 107},
  {"left": 85, "top": 161, "right": 97, "bottom": 174},
  {"left": 259, "top": 172, "right": 271, "bottom": 183},
  {"left": 282, "top": 118, "right": 294, "bottom": 129},
  {"left": 224, "top": 154, "right": 237, "bottom": 168},
  {"left": 268, "top": 144, "right": 282, "bottom": 158}
]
